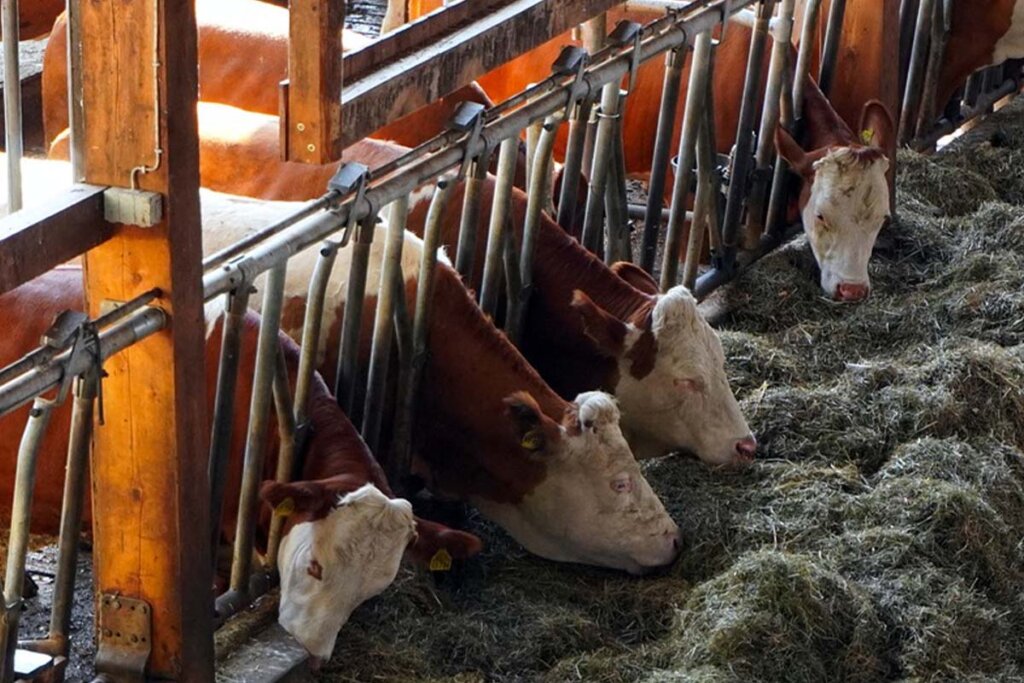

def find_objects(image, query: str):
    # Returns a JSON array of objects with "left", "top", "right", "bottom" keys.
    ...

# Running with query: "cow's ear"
[
  {"left": 858, "top": 100, "right": 895, "bottom": 153},
  {"left": 503, "top": 392, "right": 559, "bottom": 454},
  {"left": 611, "top": 261, "right": 659, "bottom": 295},
  {"left": 260, "top": 478, "right": 361, "bottom": 517},
  {"left": 775, "top": 125, "right": 813, "bottom": 177},
  {"left": 571, "top": 290, "right": 628, "bottom": 357}
]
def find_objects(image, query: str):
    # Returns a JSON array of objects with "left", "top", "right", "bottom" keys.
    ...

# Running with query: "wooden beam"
[
  {"left": 339, "top": 0, "right": 620, "bottom": 146},
  {"left": 285, "top": 0, "right": 344, "bottom": 163},
  {"left": 76, "top": 0, "right": 213, "bottom": 679},
  {"left": 0, "top": 185, "right": 108, "bottom": 295}
]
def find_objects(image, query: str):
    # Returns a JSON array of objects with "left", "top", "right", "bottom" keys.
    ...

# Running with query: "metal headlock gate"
[
  {"left": 900, "top": 0, "right": 1024, "bottom": 149},
  {"left": 0, "top": 0, "right": 901, "bottom": 678}
]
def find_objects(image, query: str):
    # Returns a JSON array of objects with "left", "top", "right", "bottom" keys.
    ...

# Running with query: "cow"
[
  {"left": 0, "top": 0, "right": 63, "bottom": 40},
  {"left": 199, "top": 190, "right": 683, "bottom": 574},
  {"left": 41, "top": 2, "right": 494, "bottom": 153},
  {"left": 0, "top": 266, "right": 482, "bottom": 662}
]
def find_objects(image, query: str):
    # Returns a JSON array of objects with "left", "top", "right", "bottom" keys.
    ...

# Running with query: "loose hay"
[{"left": 316, "top": 99, "right": 1024, "bottom": 681}]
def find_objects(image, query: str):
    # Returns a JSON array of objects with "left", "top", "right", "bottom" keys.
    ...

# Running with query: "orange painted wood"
[
  {"left": 286, "top": 0, "right": 344, "bottom": 163},
  {"left": 76, "top": 0, "right": 213, "bottom": 679}
]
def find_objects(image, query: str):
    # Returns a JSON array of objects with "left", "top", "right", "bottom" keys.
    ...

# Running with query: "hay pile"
[{"left": 319, "top": 100, "right": 1024, "bottom": 682}]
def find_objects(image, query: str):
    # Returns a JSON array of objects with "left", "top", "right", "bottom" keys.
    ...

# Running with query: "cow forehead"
[
  {"left": 809, "top": 149, "right": 889, "bottom": 228},
  {"left": 648, "top": 290, "right": 723, "bottom": 368}
]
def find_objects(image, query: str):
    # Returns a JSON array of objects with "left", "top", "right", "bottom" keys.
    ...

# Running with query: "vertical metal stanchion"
[
  {"left": 480, "top": 137, "right": 520, "bottom": 317},
  {"left": 2, "top": 0, "right": 24, "bottom": 212},
  {"left": 898, "top": 0, "right": 935, "bottom": 144},
  {"left": 580, "top": 81, "right": 624, "bottom": 255},
  {"left": 817, "top": 0, "right": 847, "bottom": 96}
]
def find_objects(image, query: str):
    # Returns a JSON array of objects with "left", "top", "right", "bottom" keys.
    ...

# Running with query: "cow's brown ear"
[
  {"left": 775, "top": 125, "right": 813, "bottom": 177},
  {"left": 504, "top": 391, "right": 559, "bottom": 453},
  {"left": 571, "top": 290, "right": 627, "bottom": 357},
  {"left": 611, "top": 262, "right": 659, "bottom": 295},
  {"left": 858, "top": 100, "right": 895, "bottom": 153},
  {"left": 260, "top": 479, "right": 356, "bottom": 517}
]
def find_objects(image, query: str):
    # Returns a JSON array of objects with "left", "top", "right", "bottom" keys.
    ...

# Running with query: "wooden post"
[
  {"left": 76, "top": 0, "right": 213, "bottom": 679},
  {"left": 286, "top": 0, "right": 344, "bottom": 163}
]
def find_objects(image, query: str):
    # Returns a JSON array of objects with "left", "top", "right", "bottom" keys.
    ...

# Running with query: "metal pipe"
[
  {"left": 362, "top": 196, "right": 409, "bottom": 454},
  {"left": 817, "top": 0, "right": 847, "bottom": 96},
  {"left": 898, "top": 0, "right": 935, "bottom": 144},
  {"left": 228, "top": 264, "right": 287, "bottom": 600},
  {"left": 479, "top": 136, "right": 520, "bottom": 317},
  {"left": 454, "top": 156, "right": 489, "bottom": 281},
  {"left": 1, "top": 399, "right": 53, "bottom": 680},
  {"left": 556, "top": 98, "right": 592, "bottom": 233},
  {"left": 720, "top": 0, "right": 776, "bottom": 264},
  {"left": 641, "top": 46, "right": 687, "bottom": 273},
  {"left": 265, "top": 345, "right": 298, "bottom": 574},
  {"left": 208, "top": 287, "right": 251, "bottom": 568},
  {"left": 899, "top": 0, "right": 921, "bottom": 100},
  {"left": 683, "top": 108, "right": 719, "bottom": 289},
  {"left": 47, "top": 374, "right": 96, "bottom": 651},
  {"left": 660, "top": 30, "right": 713, "bottom": 291},
  {"left": 0, "top": 307, "right": 166, "bottom": 417},
  {"left": 509, "top": 117, "right": 558, "bottom": 343},
  {"left": 580, "top": 81, "right": 623, "bottom": 254},
  {"left": 335, "top": 216, "right": 376, "bottom": 417},
  {"left": 203, "top": 198, "right": 334, "bottom": 271},
  {"left": 604, "top": 90, "right": 631, "bottom": 264},
  {"left": 743, "top": 0, "right": 796, "bottom": 250},
  {"left": 3, "top": 0, "right": 24, "bottom": 213},
  {"left": 694, "top": 221, "right": 801, "bottom": 299},
  {"left": 502, "top": 227, "right": 523, "bottom": 337},
  {"left": 698, "top": 48, "right": 724, "bottom": 264},
  {"left": 913, "top": 0, "right": 950, "bottom": 140},
  {"left": 294, "top": 243, "right": 339, "bottom": 428}
]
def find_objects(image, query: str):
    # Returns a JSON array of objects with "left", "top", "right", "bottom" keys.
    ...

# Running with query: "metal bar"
[
  {"left": 899, "top": 0, "right": 920, "bottom": 100},
  {"left": 580, "top": 81, "right": 623, "bottom": 254},
  {"left": 3, "top": 0, "right": 24, "bottom": 213},
  {"left": 913, "top": 0, "right": 949, "bottom": 140},
  {"left": 817, "top": 0, "right": 847, "bottom": 96},
  {"left": 502, "top": 227, "right": 523, "bottom": 337},
  {"left": 1, "top": 399, "right": 54, "bottom": 681},
  {"left": 898, "top": 0, "right": 934, "bottom": 144},
  {"left": 227, "top": 264, "right": 287, "bottom": 601},
  {"left": 294, "top": 243, "right": 339, "bottom": 428},
  {"left": 694, "top": 221, "right": 801, "bottom": 298},
  {"left": 510, "top": 117, "right": 558, "bottom": 343},
  {"left": 556, "top": 98, "right": 592, "bottom": 234},
  {"left": 660, "top": 30, "right": 713, "bottom": 291},
  {"left": 479, "top": 136, "right": 520, "bottom": 316},
  {"left": 362, "top": 196, "right": 409, "bottom": 454},
  {"left": 455, "top": 155, "right": 489, "bottom": 281},
  {"left": 683, "top": 101, "right": 718, "bottom": 289},
  {"left": 641, "top": 45, "right": 687, "bottom": 272},
  {"left": 743, "top": 0, "right": 796, "bottom": 250},
  {"left": 265, "top": 345, "right": 298, "bottom": 574},
  {"left": 0, "top": 307, "right": 166, "bottom": 417},
  {"left": 203, "top": 198, "right": 333, "bottom": 271},
  {"left": 335, "top": 217, "right": 376, "bottom": 417},
  {"left": 604, "top": 90, "right": 631, "bottom": 264},
  {"left": 720, "top": 0, "right": 776, "bottom": 264},
  {"left": 208, "top": 287, "right": 251, "bottom": 570},
  {"left": 47, "top": 374, "right": 96, "bottom": 654}
]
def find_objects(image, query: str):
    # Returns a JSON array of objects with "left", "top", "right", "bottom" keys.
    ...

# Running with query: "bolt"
[
  {"left": 297, "top": 123, "right": 306, "bottom": 132},
  {"left": 307, "top": 144, "right": 316, "bottom": 153}
]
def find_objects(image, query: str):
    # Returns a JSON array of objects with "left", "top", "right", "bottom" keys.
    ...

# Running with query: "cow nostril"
[
  {"left": 835, "top": 282, "right": 870, "bottom": 301},
  {"left": 735, "top": 435, "right": 757, "bottom": 460}
]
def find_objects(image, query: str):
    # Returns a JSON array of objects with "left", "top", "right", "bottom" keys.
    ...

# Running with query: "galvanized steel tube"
[
  {"left": 817, "top": 0, "right": 847, "bottom": 96},
  {"left": 294, "top": 243, "right": 339, "bottom": 427},
  {"left": 228, "top": 263, "right": 287, "bottom": 599},
  {"left": 2, "top": 0, "right": 23, "bottom": 213},
  {"left": 265, "top": 346, "right": 298, "bottom": 573},
  {"left": 362, "top": 196, "right": 409, "bottom": 454},
  {"left": 580, "top": 81, "right": 623, "bottom": 254},
  {"left": 556, "top": 98, "right": 593, "bottom": 233},
  {"left": 604, "top": 91, "right": 631, "bottom": 264},
  {"left": 1, "top": 398, "right": 53, "bottom": 679},
  {"left": 455, "top": 158, "right": 489, "bottom": 280},
  {"left": 913, "top": 0, "right": 950, "bottom": 140},
  {"left": 898, "top": 0, "right": 935, "bottom": 144},
  {"left": 336, "top": 217, "right": 376, "bottom": 417},
  {"left": 480, "top": 137, "right": 520, "bottom": 317},
  {"left": 660, "top": 30, "right": 713, "bottom": 291},
  {"left": 642, "top": 46, "right": 687, "bottom": 273}
]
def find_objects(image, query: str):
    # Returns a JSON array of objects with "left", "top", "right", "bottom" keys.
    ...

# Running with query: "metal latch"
[
  {"left": 94, "top": 594, "right": 152, "bottom": 682},
  {"left": 447, "top": 102, "right": 487, "bottom": 180},
  {"left": 326, "top": 162, "right": 370, "bottom": 246}
]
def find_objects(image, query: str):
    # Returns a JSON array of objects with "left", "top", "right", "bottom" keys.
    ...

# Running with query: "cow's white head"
[
  {"left": 261, "top": 481, "right": 415, "bottom": 664},
  {"left": 478, "top": 390, "right": 681, "bottom": 575},
  {"left": 777, "top": 101, "right": 894, "bottom": 301},
  {"left": 571, "top": 264, "right": 755, "bottom": 467}
]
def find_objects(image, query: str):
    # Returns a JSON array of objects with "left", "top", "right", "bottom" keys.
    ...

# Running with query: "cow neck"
[{"left": 416, "top": 265, "right": 564, "bottom": 503}]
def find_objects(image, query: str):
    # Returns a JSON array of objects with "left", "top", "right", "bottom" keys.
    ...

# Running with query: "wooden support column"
[
  {"left": 76, "top": 0, "right": 212, "bottom": 679},
  {"left": 285, "top": 0, "right": 344, "bottom": 164}
]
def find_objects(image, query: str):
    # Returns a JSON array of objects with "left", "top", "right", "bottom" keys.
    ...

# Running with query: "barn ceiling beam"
[
  {"left": 338, "top": 0, "right": 623, "bottom": 146},
  {"left": 0, "top": 185, "right": 108, "bottom": 295}
]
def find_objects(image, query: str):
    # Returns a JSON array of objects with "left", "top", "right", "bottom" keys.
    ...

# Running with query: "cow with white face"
[
  {"left": 776, "top": 94, "right": 895, "bottom": 302},
  {"left": 261, "top": 482, "right": 416, "bottom": 666}
]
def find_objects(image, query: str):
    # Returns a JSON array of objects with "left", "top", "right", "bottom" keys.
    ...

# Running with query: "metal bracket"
[
  {"left": 719, "top": 0, "right": 735, "bottom": 40},
  {"left": 326, "top": 162, "right": 370, "bottom": 246},
  {"left": 447, "top": 101, "right": 487, "bottom": 180},
  {"left": 94, "top": 594, "right": 152, "bottom": 682},
  {"left": 608, "top": 20, "right": 643, "bottom": 95},
  {"left": 551, "top": 45, "right": 590, "bottom": 118}
]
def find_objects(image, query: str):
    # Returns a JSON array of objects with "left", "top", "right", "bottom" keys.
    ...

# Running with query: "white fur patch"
[{"left": 991, "top": 0, "right": 1024, "bottom": 66}]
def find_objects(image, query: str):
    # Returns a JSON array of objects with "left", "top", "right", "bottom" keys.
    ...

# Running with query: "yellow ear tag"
[
  {"left": 429, "top": 548, "right": 453, "bottom": 572},
  {"left": 274, "top": 497, "right": 296, "bottom": 517},
  {"left": 860, "top": 128, "right": 875, "bottom": 145},
  {"left": 521, "top": 429, "right": 544, "bottom": 452}
]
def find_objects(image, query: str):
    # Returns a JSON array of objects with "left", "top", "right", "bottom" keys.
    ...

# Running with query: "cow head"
[
  {"left": 776, "top": 101, "right": 894, "bottom": 302},
  {"left": 571, "top": 279, "right": 755, "bottom": 467},
  {"left": 480, "top": 391, "right": 680, "bottom": 575},
  {"left": 261, "top": 481, "right": 416, "bottom": 662}
]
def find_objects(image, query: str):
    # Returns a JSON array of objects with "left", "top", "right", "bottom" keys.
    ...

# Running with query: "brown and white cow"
[
  {"left": 199, "top": 191, "right": 682, "bottom": 574},
  {"left": 0, "top": 267, "right": 481, "bottom": 661},
  {"left": 0, "top": 0, "right": 63, "bottom": 39}
]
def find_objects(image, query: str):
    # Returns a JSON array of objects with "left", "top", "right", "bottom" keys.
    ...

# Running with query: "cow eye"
[
  {"left": 610, "top": 476, "right": 633, "bottom": 494},
  {"left": 674, "top": 377, "right": 704, "bottom": 393}
]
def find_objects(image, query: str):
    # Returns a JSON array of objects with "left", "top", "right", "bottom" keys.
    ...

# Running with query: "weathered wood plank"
[
  {"left": 0, "top": 185, "right": 107, "bottom": 295},
  {"left": 338, "top": 0, "right": 620, "bottom": 146},
  {"left": 77, "top": 0, "right": 212, "bottom": 678},
  {"left": 286, "top": 0, "right": 344, "bottom": 163}
]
